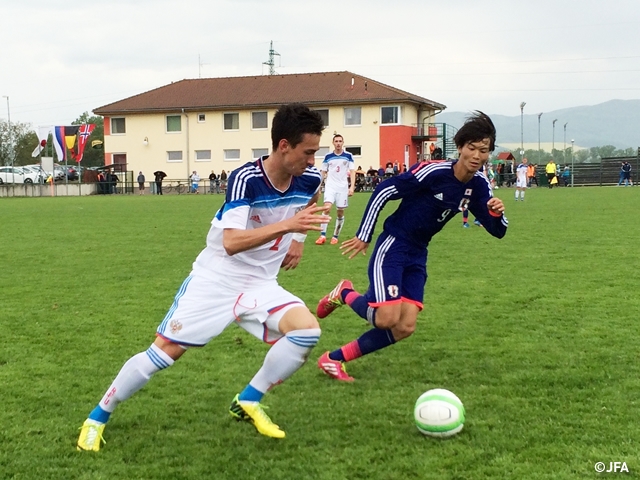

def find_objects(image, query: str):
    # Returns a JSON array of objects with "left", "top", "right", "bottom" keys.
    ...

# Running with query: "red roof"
[
  {"left": 94, "top": 71, "right": 446, "bottom": 115},
  {"left": 496, "top": 152, "right": 515, "bottom": 160}
]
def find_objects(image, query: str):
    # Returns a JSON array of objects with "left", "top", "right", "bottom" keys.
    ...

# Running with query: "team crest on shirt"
[
  {"left": 434, "top": 193, "right": 443, "bottom": 201},
  {"left": 465, "top": 188, "right": 473, "bottom": 196},
  {"left": 169, "top": 319, "right": 183, "bottom": 334},
  {"left": 250, "top": 214, "right": 262, "bottom": 224},
  {"left": 387, "top": 285, "right": 399, "bottom": 298}
]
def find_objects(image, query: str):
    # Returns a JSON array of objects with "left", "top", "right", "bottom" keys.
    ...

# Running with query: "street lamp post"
[
  {"left": 2, "top": 95, "right": 12, "bottom": 184},
  {"left": 520, "top": 102, "right": 526, "bottom": 159},
  {"left": 563, "top": 122, "right": 568, "bottom": 164},
  {"left": 552, "top": 119, "right": 558, "bottom": 158},
  {"left": 537, "top": 112, "right": 543, "bottom": 162},
  {"left": 571, "top": 139, "right": 575, "bottom": 187}
]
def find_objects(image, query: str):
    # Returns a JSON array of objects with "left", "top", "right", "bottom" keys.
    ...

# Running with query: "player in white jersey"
[
  {"left": 77, "top": 104, "right": 330, "bottom": 450},
  {"left": 515, "top": 158, "right": 528, "bottom": 201},
  {"left": 316, "top": 134, "right": 356, "bottom": 245}
]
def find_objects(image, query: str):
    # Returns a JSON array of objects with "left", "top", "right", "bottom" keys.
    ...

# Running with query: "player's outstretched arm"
[
  {"left": 340, "top": 237, "right": 369, "bottom": 259},
  {"left": 223, "top": 205, "right": 331, "bottom": 256}
]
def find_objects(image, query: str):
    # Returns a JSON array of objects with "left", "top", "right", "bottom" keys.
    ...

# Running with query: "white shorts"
[
  {"left": 323, "top": 186, "right": 348, "bottom": 209},
  {"left": 516, "top": 178, "right": 527, "bottom": 188},
  {"left": 156, "top": 274, "right": 305, "bottom": 346}
]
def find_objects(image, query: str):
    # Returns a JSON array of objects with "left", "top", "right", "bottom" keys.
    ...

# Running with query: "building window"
[
  {"left": 167, "top": 151, "right": 183, "bottom": 162},
  {"left": 346, "top": 146, "right": 362, "bottom": 156},
  {"left": 251, "top": 112, "right": 268, "bottom": 130},
  {"left": 224, "top": 149, "right": 241, "bottom": 161},
  {"left": 195, "top": 150, "right": 211, "bottom": 161},
  {"left": 313, "top": 109, "right": 329, "bottom": 127},
  {"left": 198, "top": 114, "right": 206, "bottom": 123},
  {"left": 344, "top": 107, "right": 361, "bottom": 126},
  {"left": 252, "top": 148, "right": 269, "bottom": 159},
  {"left": 224, "top": 113, "right": 239, "bottom": 131},
  {"left": 381, "top": 106, "right": 400, "bottom": 125},
  {"left": 166, "top": 115, "right": 182, "bottom": 132},
  {"left": 315, "top": 146, "right": 330, "bottom": 159},
  {"left": 111, "top": 117, "right": 126, "bottom": 134}
]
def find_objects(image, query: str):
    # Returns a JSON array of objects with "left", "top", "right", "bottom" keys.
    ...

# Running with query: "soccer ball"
[{"left": 414, "top": 388, "right": 465, "bottom": 438}]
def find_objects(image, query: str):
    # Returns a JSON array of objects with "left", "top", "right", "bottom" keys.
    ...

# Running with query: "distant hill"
[{"left": 436, "top": 99, "right": 640, "bottom": 150}]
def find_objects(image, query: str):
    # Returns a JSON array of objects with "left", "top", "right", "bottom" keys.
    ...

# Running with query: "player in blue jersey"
[
  {"left": 316, "top": 134, "right": 356, "bottom": 245},
  {"left": 77, "top": 104, "right": 330, "bottom": 450},
  {"left": 316, "top": 111, "right": 507, "bottom": 381}
]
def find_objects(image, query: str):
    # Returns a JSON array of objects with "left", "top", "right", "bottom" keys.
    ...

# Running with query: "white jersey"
[
  {"left": 516, "top": 163, "right": 528, "bottom": 183},
  {"left": 321, "top": 150, "right": 355, "bottom": 190},
  {"left": 192, "top": 157, "right": 321, "bottom": 285}
]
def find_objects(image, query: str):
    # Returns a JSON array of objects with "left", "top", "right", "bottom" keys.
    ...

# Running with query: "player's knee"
[
  {"left": 392, "top": 321, "right": 416, "bottom": 341},
  {"left": 374, "top": 308, "right": 402, "bottom": 329},
  {"left": 279, "top": 307, "right": 320, "bottom": 333}
]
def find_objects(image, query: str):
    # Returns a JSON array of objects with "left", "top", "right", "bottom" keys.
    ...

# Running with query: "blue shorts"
[{"left": 363, "top": 231, "right": 427, "bottom": 308}]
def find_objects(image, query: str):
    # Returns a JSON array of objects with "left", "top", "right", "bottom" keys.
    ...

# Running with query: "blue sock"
[
  {"left": 343, "top": 291, "right": 377, "bottom": 326},
  {"left": 88, "top": 405, "right": 111, "bottom": 424},
  {"left": 330, "top": 328, "right": 396, "bottom": 361},
  {"left": 238, "top": 384, "right": 264, "bottom": 403}
]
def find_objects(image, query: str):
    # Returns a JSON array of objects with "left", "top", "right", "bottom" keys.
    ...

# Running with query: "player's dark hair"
[
  {"left": 453, "top": 111, "right": 496, "bottom": 151},
  {"left": 333, "top": 133, "right": 343, "bottom": 141},
  {"left": 271, "top": 103, "right": 325, "bottom": 150}
]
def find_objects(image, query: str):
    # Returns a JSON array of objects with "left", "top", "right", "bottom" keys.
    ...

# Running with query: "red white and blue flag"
[{"left": 72, "top": 124, "right": 95, "bottom": 163}]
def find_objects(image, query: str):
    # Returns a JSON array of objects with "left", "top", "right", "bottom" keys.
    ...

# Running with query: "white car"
[{"left": 0, "top": 166, "right": 44, "bottom": 184}]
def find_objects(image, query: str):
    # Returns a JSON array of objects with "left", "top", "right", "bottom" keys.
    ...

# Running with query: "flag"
[
  {"left": 52, "top": 126, "right": 79, "bottom": 162},
  {"left": 73, "top": 124, "right": 95, "bottom": 163},
  {"left": 31, "top": 125, "right": 52, "bottom": 157}
]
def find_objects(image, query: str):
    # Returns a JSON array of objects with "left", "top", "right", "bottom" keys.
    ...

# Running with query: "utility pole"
[
  {"left": 537, "top": 112, "right": 543, "bottom": 163},
  {"left": 263, "top": 41, "right": 280, "bottom": 75},
  {"left": 2, "top": 95, "right": 12, "bottom": 183},
  {"left": 520, "top": 102, "right": 526, "bottom": 159},
  {"left": 552, "top": 119, "right": 557, "bottom": 158}
]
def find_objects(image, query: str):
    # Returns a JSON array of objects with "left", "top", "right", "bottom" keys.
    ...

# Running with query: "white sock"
[
  {"left": 515, "top": 191, "right": 519, "bottom": 200},
  {"left": 333, "top": 216, "right": 345, "bottom": 238},
  {"left": 521, "top": 191, "right": 525, "bottom": 200},
  {"left": 320, "top": 223, "right": 328, "bottom": 236},
  {"left": 248, "top": 328, "right": 321, "bottom": 393},
  {"left": 98, "top": 344, "right": 174, "bottom": 413}
]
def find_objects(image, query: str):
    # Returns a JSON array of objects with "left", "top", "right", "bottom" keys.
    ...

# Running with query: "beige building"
[{"left": 94, "top": 71, "right": 447, "bottom": 181}]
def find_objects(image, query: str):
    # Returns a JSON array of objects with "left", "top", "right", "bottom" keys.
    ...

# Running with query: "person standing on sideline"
[
  {"left": 315, "top": 134, "right": 356, "bottom": 245},
  {"left": 315, "top": 112, "right": 508, "bottom": 381},
  {"left": 545, "top": 159, "right": 556, "bottom": 189},
  {"left": 77, "top": 104, "right": 330, "bottom": 451},
  {"left": 515, "top": 158, "right": 528, "bottom": 201},
  {"left": 153, "top": 170, "right": 167, "bottom": 195},
  {"left": 137, "top": 171, "right": 145, "bottom": 195},
  {"left": 619, "top": 161, "right": 632, "bottom": 186},
  {"left": 190, "top": 170, "right": 200, "bottom": 193},
  {"left": 208, "top": 170, "right": 217, "bottom": 193}
]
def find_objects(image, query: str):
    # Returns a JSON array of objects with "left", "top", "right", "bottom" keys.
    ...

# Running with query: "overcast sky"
[{"left": 2, "top": 0, "right": 639, "bottom": 127}]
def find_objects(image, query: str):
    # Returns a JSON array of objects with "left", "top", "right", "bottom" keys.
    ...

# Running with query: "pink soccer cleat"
[
  {"left": 330, "top": 237, "right": 339, "bottom": 245},
  {"left": 316, "top": 279, "right": 353, "bottom": 319},
  {"left": 317, "top": 351, "right": 354, "bottom": 382}
]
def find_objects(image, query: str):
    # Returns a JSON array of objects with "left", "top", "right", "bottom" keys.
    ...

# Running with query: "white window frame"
[
  {"left": 166, "top": 115, "right": 182, "bottom": 133},
  {"left": 380, "top": 105, "right": 401, "bottom": 125},
  {"left": 197, "top": 113, "right": 206, "bottom": 123},
  {"left": 195, "top": 150, "right": 212, "bottom": 162},
  {"left": 252, "top": 148, "right": 269, "bottom": 160},
  {"left": 223, "top": 112, "right": 240, "bottom": 131},
  {"left": 167, "top": 151, "right": 183, "bottom": 163},
  {"left": 345, "top": 146, "right": 362, "bottom": 157},
  {"left": 313, "top": 109, "right": 329, "bottom": 127},
  {"left": 111, "top": 117, "right": 126, "bottom": 135},
  {"left": 224, "top": 149, "right": 241, "bottom": 161},
  {"left": 251, "top": 111, "right": 268, "bottom": 130},
  {"left": 344, "top": 107, "right": 362, "bottom": 127}
]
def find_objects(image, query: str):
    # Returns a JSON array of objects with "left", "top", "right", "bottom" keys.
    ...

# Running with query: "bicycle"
[{"left": 164, "top": 180, "right": 187, "bottom": 194}]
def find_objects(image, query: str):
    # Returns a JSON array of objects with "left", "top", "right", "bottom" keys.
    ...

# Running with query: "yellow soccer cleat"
[
  {"left": 229, "top": 394, "right": 285, "bottom": 439},
  {"left": 77, "top": 420, "right": 106, "bottom": 452}
]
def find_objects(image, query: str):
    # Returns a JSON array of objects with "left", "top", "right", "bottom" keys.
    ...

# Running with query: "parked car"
[
  {"left": 21, "top": 165, "right": 47, "bottom": 183},
  {"left": 0, "top": 166, "right": 43, "bottom": 184}
]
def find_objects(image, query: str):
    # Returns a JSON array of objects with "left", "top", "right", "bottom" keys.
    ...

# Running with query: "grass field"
[{"left": 1, "top": 186, "right": 639, "bottom": 479}]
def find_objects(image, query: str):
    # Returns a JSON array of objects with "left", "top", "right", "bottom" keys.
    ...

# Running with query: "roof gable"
[{"left": 94, "top": 71, "right": 446, "bottom": 115}]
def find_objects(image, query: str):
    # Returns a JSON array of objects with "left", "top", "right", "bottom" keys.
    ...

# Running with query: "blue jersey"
[{"left": 356, "top": 161, "right": 508, "bottom": 248}]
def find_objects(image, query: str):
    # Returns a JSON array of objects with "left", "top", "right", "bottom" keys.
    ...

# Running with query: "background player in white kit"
[
  {"left": 515, "top": 157, "right": 528, "bottom": 201},
  {"left": 77, "top": 104, "right": 330, "bottom": 450},
  {"left": 316, "top": 134, "right": 356, "bottom": 245}
]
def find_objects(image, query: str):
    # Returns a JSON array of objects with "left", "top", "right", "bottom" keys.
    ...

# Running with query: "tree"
[
  {"left": 72, "top": 112, "right": 104, "bottom": 168},
  {"left": 0, "top": 119, "right": 36, "bottom": 166}
]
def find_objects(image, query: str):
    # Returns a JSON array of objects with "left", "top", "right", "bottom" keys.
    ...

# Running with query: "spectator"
[
  {"left": 385, "top": 162, "right": 394, "bottom": 178},
  {"left": 109, "top": 171, "right": 119, "bottom": 194},
  {"left": 154, "top": 170, "right": 167, "bottom": 195},
  {"left": 618, "top": 161, "right": 632, "bottom": 187},
  {"left": 220, "top": 170, "right": 228, "bottom": 193},
  {"left": 562, "top": 166, "right": 571, "bottom": 186},
  {"left": 208, "top": 170, "right": 217, "bottom": 193},
  {"left": 190, "top": 170, "right": 200, "bottom": 194},
  {"left": 432, "top": 146, "right": 443, "bottom": 160},
  {"left": 429, "top": 142, "right": 435, "bottom": 159},
  {"left": 137, "top": 171, "right": 145, "bottom": 195},
  {"left": 527, "top": 163, "right": 536, "bottom": 187}
]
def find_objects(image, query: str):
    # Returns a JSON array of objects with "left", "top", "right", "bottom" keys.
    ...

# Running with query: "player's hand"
[
  {"left": 281, "top": 240, "right": 303, "bottom": 270},
  {"left": 487, "top": 197, "right": 505, "bottom": 215},
  {"left": 340, "top": 237, "right": 369, "bottom": 259},
  {"left": 289, "top": 204, "right": 331, "bottom": 232},
  {"left": 348, "top": 188, "right": 355, "bottom": 197}
]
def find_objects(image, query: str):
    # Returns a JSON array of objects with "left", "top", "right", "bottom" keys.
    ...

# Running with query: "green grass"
[{"left": 1, "top": 187, "right": 639, "bottom": 479}]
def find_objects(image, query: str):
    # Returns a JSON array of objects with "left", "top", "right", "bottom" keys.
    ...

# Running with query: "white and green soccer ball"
[{"left": 414, "top": 388, "right": 465, "bottom": 438}]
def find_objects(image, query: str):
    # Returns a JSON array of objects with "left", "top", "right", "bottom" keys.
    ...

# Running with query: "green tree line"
[{"left": 0, "top": 112, "right": 104, "bottom": 168}]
